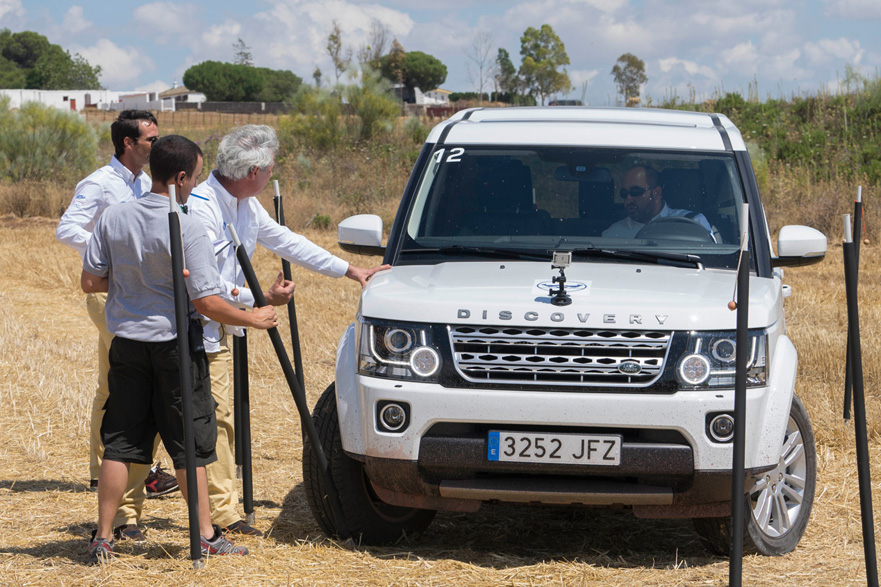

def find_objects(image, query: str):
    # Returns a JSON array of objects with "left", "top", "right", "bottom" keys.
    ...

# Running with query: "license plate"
[{"left": 487, "top": 431, "right": 621, "bottom": 465}]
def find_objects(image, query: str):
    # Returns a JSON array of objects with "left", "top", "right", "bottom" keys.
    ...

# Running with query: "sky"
[{"left": 5, "top": 0, "right": 881, "bottom": 105}]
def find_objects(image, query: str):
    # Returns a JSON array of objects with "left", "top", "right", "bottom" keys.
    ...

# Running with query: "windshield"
[{"left": 402, "top": 145, "right": 747, "bottom": 269}]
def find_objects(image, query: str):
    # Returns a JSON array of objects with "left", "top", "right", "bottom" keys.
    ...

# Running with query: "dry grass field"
[{"left": 1, "top": 206, "right": 881, "bottom": 586}]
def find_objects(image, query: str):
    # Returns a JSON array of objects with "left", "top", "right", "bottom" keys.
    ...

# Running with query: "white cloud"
[
  {"left": 74, "top": 39, "right": 155, "bottom": 88},
  {"left": 0, "top": 0, "right": 23, "bottom": 23},
  {"left": 822, "top": 0, "right": 881, "bottom": 19},
  {"left": 61, "top": 6, "right": 92, "bottom": 34},
  {"left": 658, "top": 57, "right": 715, "bottom": 78},
  {"left": 199, "top": 20, "right": 242, "bottom": 53},
  {"left": 803, "top": 38, "right": 864, "bottom": 66},
  {"left": 132, "top": 2, "right": 201, "bottom": 42}
]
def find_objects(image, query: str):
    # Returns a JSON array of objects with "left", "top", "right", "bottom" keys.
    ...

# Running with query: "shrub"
[{"left": 0, "top": 98, "right": 97, "bottom": 183}]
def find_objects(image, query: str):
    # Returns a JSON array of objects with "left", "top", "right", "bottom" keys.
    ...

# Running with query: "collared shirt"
[
  {"left": 56, "top": 155, "right": 152, "bottom": 259},
  {"left": 188, "top": 170, "right": 349, "bottom": 352},
  {"left": 83, "top": 193, "right": 224, "bottom": 342},
  {"left": 602, "top": 203, "right": 715, "bottom": 239}
]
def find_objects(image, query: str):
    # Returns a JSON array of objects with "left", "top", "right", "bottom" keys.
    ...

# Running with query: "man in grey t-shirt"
[{"left": 81, "top": 135, "right": 278, "bottom": 564}]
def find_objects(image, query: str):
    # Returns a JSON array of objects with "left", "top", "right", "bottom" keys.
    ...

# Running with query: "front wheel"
[
  {"left": 693, "top": 394, "right": 816, "bottom": 556},
  {"left": 302, "top": 383, "right": 437, "bottom": 545}
]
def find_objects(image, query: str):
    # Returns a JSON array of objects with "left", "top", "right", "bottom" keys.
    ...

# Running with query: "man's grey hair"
[{"left": 216, "top": 124, "right": 279, "bottom": 180}]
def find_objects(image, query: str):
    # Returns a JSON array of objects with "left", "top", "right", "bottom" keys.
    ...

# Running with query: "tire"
[
  {"left": 302, "top": 383, "right": 437, "bottom": 545},
  {"left": 693, "top": 394, "right": 816, "bottom": 556}
]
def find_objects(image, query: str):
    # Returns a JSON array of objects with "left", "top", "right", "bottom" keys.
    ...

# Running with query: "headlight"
[
  {"left": 358, "top": 317, "right": 442, "bottom": 382},
  {"left": 675, "top": 330, "right": 767, "bottom": 389}
]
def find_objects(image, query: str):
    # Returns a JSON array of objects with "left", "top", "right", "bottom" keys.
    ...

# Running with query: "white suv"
[{"left": 302, "top": 107, "right": 827, "bottom": 555}]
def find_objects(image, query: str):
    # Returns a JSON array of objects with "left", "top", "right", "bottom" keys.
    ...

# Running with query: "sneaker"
[
  {"left": 223, "top": 519, "right": 264, "bottom": 537},
  {"left": 113, "top": 524, "right": 146, "bottom": 542},
  {"left": 87, "top": 534, "right": 114, "bottom": 565},
  {"left": 201, "top": 525, "right": 249, "bottom": 556},
  {"left": 89, "top": 479, "right": 98, "bottom": 492},
  {"left": 145, "top": 464, "right": 179, "bottom": 498}
]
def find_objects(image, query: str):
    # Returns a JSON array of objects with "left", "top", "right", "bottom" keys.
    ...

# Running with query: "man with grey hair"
[{"left": 188, "top": 124, "right": 389, "bottom": 536}]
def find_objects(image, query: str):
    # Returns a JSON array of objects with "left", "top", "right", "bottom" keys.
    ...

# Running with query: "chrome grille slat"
[{"left": 450, "top": 325, "right": 672, "bottom": 386}]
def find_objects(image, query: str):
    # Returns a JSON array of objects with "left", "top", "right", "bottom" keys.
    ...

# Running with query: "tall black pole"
[
  {"left": 231, "top": 290, "right": 253, "bottom": 515},
  {"left": 235, "top": 331, "right": 254, "bottom": 524},
  {"left": 272, "top": 180, "right": 306, "bottom": 393},
  {"left": 226, "top": 224, "right": 354, "bottom": 546},
  {"left": 729, "top": 203, "right": 750, "bottom": 587},
  {"left": 233, "top": 335, "right": 244, "bottom": 471},
  {"left": 167, "top": 185, "right": 204, "bottom": 569},
  {"left": 844, "top": 186, "right": 863, "bottom": 422},
  {"left": 843, "top": 213, "right": 879, "bottom": 587}
]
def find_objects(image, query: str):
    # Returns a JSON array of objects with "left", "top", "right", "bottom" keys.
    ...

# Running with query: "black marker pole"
[
  {"left": 226, "top": 224, "right": 354, "bottom": 546},
  {"left": 272, "top": 179, "right": 306, "bottom": 393},
  {"left": 168, "top": 185, "right": 204, "bottom": 569},
  {"left": 233, "top": 332, "right": 255, "bottom": 524},
  {"left": 729, "top": 203, "right": 750, "bottom": 587},
  {"left": 843, "top": 213, "right": 879, "bottom": 587},
  {"left": 844, "top": 186, "right": 863, "bottom": 422}
]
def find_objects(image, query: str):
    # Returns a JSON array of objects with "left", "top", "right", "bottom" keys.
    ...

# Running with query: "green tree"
[
  {"left": 380, "top": 39, "right": 406, "bottom": 86},
  {"left": 495, "top": 48, "right": 518, "bottom": 100},
  {"left": 2, "top": 30, "right": 51, "bottom": 70},
  {"left": 255, "top": 67, "right": 302, "bottom": 102},
  {"left": 396, "top": 50, "right": 447, "bottom": 96},
  {"left": 326, "top": 20, "right": 352, "bottom": 85},
  {"left": 183, "top": 61, "right": 264, "bottom": 101},
  {"left": 518, "top": 24, "right": 570, "bottom": 106},
  {"left": 0, "top": 54, "right": 26, "bottom": 88},
  {"left": 26, "top": 45, "right": 102, "bottom": 90},
  {"left": 611, "top": 53, "right": 647, "bottom": 106}
]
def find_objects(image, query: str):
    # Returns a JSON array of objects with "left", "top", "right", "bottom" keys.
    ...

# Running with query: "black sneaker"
[
  {"left": 113, "top": 524, "right": 146, "bottom": 542},
  {"left": 145, "top": 464, "right": 179, "bottom": 498},
  {"left": 87, "top": 534, "right": 114, "bottom": 565},
  {"left": 201, "top": 525, "right": 249, "bottom": 556},
  {"left": 89, "top": 479, "right": 98, "bottom": 492}
]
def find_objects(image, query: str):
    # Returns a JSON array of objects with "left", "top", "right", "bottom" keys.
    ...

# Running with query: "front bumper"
[{"left": 334, "top": 324, "right": 797, "bottom": 515}]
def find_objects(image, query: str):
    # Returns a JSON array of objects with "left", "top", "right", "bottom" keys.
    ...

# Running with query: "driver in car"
[{"left": 602, "top": 165, "right": 715, "bottom": 239}]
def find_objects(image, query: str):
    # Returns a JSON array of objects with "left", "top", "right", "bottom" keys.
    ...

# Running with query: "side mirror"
[
  {"left": 772, "top": 225, "right": 827, "bottom": 267},
  {"left": 338, "top": 214, "right": 385, "bottom": 256}
]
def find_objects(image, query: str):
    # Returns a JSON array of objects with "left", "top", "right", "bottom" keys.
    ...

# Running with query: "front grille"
[{"left": 450, "top": 325, "right": 671, "bottom": 386}]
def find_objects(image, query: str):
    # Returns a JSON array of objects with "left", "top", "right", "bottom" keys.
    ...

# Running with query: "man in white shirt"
[
  {"left": 56, "top": 110, "right": 174, "bottom": 542},
  {"left": 188, "top": 124, "right": 390, "bottom": 536},
  {"left": 602, "top": 164, "right": 714, "bottom": 239}
]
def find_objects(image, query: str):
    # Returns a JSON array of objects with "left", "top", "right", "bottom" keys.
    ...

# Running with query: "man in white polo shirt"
[{"left": 188, "top": 124, "right": 389, "bottom": 536}]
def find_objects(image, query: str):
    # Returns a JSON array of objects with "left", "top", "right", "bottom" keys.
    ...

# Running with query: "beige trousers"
[
  {"left": 205, "top": 339, "right": 241, "bottom": 528},
  {"left": 86, "top": 292, "right": 157, "bottom": 528}
]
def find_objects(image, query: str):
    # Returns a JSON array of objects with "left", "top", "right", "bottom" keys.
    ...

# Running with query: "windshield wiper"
[
  {"left": 569, "top": 247, "right": 703, "bottom": 269},
  {"left": 400, "top": 245, "right": 550, "bottom": 261}
]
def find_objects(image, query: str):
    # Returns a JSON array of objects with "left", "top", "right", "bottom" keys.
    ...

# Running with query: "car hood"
[{"left": 360, "top": 261, "right": 782, "bottom": 330}]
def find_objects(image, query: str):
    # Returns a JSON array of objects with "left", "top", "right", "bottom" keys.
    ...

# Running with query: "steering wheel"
[{"left": 635, "top": 216, "right": 716, "bottom": 243}]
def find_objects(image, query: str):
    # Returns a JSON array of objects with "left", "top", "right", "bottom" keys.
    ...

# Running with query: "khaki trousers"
[
  {"left": 205, "top": 338, "right": 241, "bottom": 528},
  {"left": 86, "top": 292, "right": 157, "bottom": 528}
]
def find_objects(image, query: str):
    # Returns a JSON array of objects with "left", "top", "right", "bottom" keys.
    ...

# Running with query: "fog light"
[
  {"left": 709, "top": 414, "right": 735, "bottom": 442},
  {"left": 379, "top": 403, "right": 407, "bottom": 431}
]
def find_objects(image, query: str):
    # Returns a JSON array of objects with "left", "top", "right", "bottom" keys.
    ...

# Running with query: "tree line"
[{"left": 0, "top": 29, "right": 102, "bottom": 90}]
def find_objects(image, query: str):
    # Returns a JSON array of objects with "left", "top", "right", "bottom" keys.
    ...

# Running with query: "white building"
[{"left": 0, "top": 89, "right": 130, "bottom": 111}]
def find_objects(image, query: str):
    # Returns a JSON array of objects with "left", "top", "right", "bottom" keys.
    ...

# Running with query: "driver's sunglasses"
[
  {"left": 134, "top": 136, "right": 159, "bottom": 145},
  {"left": 620, "top": 185, "right": 651, "bottom": 199}
]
